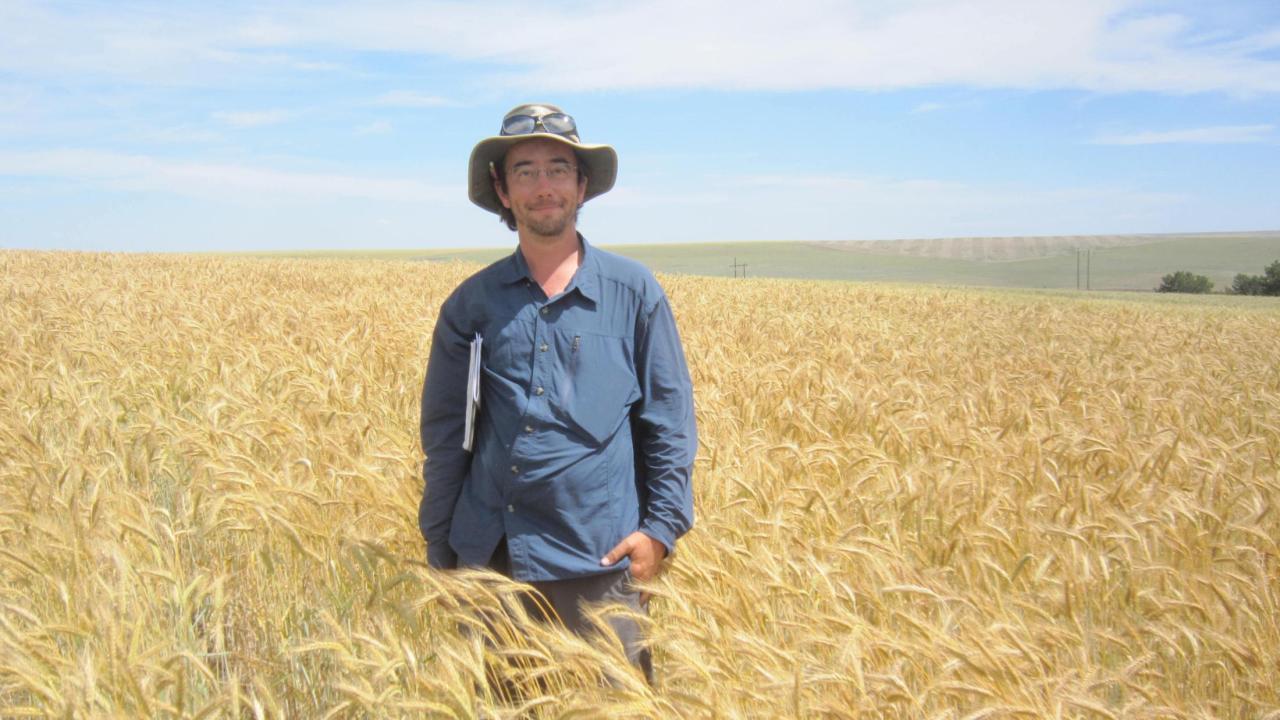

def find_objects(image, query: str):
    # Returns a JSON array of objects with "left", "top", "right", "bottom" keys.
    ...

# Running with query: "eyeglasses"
[
  {"left": 500, "top": 112, "right": 578, "bottom": 140},
  {"left": 508, "top": 164, "right": 578, "bottom": 186}
]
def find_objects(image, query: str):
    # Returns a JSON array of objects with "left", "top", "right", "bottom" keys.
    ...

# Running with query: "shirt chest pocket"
[
  {"left": 552, "top": 329, "right": 641, "bottom": 446},
  {"left": 482, "top": 314, "right": 531, "bottom": 381}
]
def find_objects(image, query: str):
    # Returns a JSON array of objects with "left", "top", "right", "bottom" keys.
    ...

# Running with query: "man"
[{"left": 418, "top": 103, "right": 697, "bottom": 682}]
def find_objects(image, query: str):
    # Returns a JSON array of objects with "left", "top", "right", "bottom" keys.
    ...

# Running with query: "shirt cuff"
[{"left": 639, "top": 525, "right": 677, "bottom": 561}]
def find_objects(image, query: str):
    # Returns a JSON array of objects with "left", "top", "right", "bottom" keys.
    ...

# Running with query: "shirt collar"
[
  {"left": 499, "top": 233, "right": 599, "bottom": 304},
  {"left": 499, "top": 244, "right": 531, "bottom": 285},
  {"left": 570, "top": 234, "right": 600, "bottom": 303}
]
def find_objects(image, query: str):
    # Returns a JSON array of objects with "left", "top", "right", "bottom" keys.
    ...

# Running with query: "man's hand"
[{"left": 601, "top": 531, "right": 667, "bottom": 585}]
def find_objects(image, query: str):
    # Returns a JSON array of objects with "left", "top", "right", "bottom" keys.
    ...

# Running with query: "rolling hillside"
[{"left": 258, "top": 231, "right": 1280, "bottom": 292}]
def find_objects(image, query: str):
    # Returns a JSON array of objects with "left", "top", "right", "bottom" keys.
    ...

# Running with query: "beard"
[{"left": 516, "top": 200, "right": 580, "bottom": 238}]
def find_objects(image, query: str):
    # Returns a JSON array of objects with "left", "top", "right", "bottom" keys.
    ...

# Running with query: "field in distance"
[
  {"left": 261, "top": 230, "right": 1280, "bottom": 292},
  {"left": 3, "top": 250, "right": 1278, "bottom": 717}
]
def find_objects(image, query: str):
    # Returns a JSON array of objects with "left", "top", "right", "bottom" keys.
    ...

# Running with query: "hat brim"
[{"left": 468, "top": 133, "right": 617, "bottom": 215}]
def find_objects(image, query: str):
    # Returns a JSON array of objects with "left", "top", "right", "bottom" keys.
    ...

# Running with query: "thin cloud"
[
  {"left": 212, "top": 109, "right": 291, "bottom": 128},
  {"left": 4, "top": 1, "right": 1280, "bottom": 95},
  {"left": 1090, "top": 124, "right": 1274, "bottom": 145},
  {"left": 596, "top": 186, "right": 732, "bottom": 208},
  {"left": 502, "top": 2, "right": 1280, "bottom": 94},
  {"left": 372, "top": 91, "right": 458, "bottom": 108},
  {"left": 355, "top": 120, "right": 392, "bottom": 135},
  {"left": 146, "top": 126, "right": 223, "bottom": 144},
  {"left": 0, "top": 83, "right": 35, "bottom": 113},
  {"left": 0, "top": 149, "right": 449, "bottom": 202}
]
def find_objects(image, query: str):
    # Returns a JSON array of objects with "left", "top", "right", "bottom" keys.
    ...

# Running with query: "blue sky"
[{"left": 2, "top": 0, "right": 1279, "bottom": 252}]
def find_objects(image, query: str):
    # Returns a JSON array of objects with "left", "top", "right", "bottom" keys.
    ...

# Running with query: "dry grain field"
[{"left": 2, "top": 250, "right": 1279, "bottom": 718}]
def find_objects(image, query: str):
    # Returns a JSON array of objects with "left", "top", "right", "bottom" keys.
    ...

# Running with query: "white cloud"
[
  {"left": 0, "top": 83, "right": 35, "bottom": 114},
  {"left": 598, "top": 186, "right": 734, "bottom": 208},
  {"left": 372, "top": 91, "right": 457, "bottom": 108},
  {"left": 145, "top": 126, "right": 223, "bottom": 144},
  {"left": 3, "top": 1, "right": 1280, "bottom": 95},
  {"left": 355, "top": 120, "right": 392, "bottom": 135},
  {"left": 0, "top": 149, "right": 449, "bottom": 202},
  {"left": 1089, "top": 124, "right": 1275, "bottom": 145},
  {"left": 729, "top": 171, "right": 1183, "bottom": 208},
  {"left": 212, "top": 109, "right": 291, "bottom": 128}
]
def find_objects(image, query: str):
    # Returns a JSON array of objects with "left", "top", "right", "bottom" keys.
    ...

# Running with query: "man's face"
[{"left": 495, "top": 138, "right": 587, "bottom": 239}]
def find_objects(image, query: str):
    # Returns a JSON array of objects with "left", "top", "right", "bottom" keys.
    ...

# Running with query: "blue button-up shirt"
[{"left": 419, "top": 235, "right": 696, "bottom": 582}]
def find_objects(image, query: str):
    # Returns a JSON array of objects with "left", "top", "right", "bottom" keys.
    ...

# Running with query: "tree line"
[{"left": 1157, "top": 260, "right": 1280, "bottom": 295}]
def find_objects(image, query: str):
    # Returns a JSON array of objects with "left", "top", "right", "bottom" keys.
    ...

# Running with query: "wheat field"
[{"left": 1, "top": 250, "right": 1278, "bottom": 718}]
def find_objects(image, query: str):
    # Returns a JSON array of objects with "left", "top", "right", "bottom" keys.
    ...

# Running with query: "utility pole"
[
  {"left": 1087, "top": 249, "right": 1092, "bottom": 291},
  {"left": 730, "top": 257, "right": 748, "bottom": 278}
]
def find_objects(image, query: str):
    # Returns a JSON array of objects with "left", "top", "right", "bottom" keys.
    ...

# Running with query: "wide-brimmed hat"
[{"left": 468, "top": 103, "right": 617, "bottom": 215}]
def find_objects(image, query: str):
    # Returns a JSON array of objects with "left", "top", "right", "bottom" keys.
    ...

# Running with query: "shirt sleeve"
[
  {"left": 418, "top": 291, "right": 472, "bottom": 569},
  {"left": 631, "top": 293, "right": 697, "bottom": 554}
]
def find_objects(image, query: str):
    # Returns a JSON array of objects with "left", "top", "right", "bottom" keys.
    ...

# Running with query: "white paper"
[{"left": 463, "top": 333, "right": 482, "bottom": 452}]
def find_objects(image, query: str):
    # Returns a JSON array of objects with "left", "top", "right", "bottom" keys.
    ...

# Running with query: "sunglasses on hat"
[{"left": 500, "top": 112, "right": 579, "bottom": 140}]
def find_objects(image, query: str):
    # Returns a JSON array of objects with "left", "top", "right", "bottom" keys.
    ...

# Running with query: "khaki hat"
[{"left": 468, "top": 103, "right": 618, "bottom": 215}]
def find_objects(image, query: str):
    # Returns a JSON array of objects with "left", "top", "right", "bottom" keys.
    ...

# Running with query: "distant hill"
[
  {"left": 603, "top": 232, "right": 1280, "bottom": 291},
  {"left": 258, "top": 231, "right": 1280, "bottom": 292}
]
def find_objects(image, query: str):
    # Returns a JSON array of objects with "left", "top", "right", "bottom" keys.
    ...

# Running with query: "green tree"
[
  {"left": 1229, "top": 259, "right": 1280, "bottom": 296},
  {"left": 1265, "top": 260, "right": 1280, "bottom": 295},
  {"left": 1157, "top": 270, "right": 1213, "bottom": 294},
  {"left": 1232, "top": 273, "right": 1266, "bottom": 295}
]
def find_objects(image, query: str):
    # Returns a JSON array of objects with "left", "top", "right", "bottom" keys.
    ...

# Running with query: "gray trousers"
[{"left": 488, "top": 538, "right": 654, "bottom": 685}]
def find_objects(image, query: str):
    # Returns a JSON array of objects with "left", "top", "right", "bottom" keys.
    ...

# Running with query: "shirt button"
[
  {"left": 540, "top": 307, "right": 549, "bottom": 315},
  {"left": 539, "top": 343, "right": 548, "bottom": 352},
  {"left": 510, "top": 465, "right": 519, "bottom": 474},
  {"left": 507, "top": 504, "right": 515, "bottom": 513},
  {"left": 524, "top": 425, "right": 534, "bottom": 433},
  {"left": 534, "top": 386, "right": 544, "bottom": 396}
]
